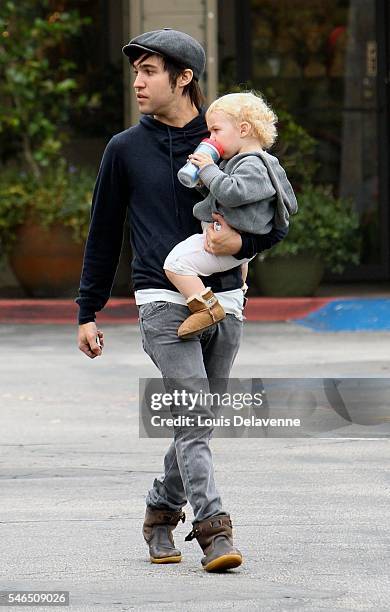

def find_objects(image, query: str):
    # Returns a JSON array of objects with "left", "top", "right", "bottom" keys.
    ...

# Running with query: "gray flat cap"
[{"left": 122, "top": 28, "right": 206, "bottom": 80}]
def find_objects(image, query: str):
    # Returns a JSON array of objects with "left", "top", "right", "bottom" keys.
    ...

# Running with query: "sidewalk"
[{"left": 1, "top": 322, "right": 389, "bottom": 611}]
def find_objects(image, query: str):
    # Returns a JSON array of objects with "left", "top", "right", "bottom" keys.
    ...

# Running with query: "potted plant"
[
  {"left": 0, "top": 161, "right": 94, "bottom": 296},
  {"left": 253, "top": 183, "right": 361, "bottom": 297},
  {"left": 0, "top": 1, "right": 97, "bottom": 296}
]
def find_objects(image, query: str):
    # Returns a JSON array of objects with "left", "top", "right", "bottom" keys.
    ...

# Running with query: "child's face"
[{"left": 206, "top": 110, "right": 243, "bottom": 159}]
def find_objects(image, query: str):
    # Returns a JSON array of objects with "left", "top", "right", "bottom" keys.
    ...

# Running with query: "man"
[{"left": 76, "top": 28, "right": 288, "bottom": 572}]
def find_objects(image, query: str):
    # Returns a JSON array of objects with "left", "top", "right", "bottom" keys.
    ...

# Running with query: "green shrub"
[
  {"left": 0, "top": 161, "right": 94, "bottom": 254},
  {"left": 0, "top": 0, "right": 93, "bottom": 175},
  {"left": 261, "top": 184, "right": 361, "bottom": 273},
  {"left": 0, "top": 1, "right": 98, "bottom": 259}
]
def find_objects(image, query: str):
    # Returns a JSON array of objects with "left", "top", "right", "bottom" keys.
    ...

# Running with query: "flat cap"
[{"left": 122, "top": 28, "right": 206, "bottom": 80}]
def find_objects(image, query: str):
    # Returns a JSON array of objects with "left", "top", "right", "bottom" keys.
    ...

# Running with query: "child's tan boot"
[{"left": 178, "top": 288, "right": 226, "bottom": 339}]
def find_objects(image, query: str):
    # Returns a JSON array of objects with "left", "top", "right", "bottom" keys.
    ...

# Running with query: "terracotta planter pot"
[
  {"left": 254, "top": 253, "right": 325, "bottom": 297},
  {"left": 9, "top": 221, "right": 85, "bottom": 297}
]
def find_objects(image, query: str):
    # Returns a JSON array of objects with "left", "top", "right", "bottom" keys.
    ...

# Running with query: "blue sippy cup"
[{"left": 177, "top": 138, "right": 224, "bottom": 188}]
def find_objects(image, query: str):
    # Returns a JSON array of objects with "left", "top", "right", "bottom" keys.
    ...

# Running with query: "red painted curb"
[
  {"left": 0, "top": 297, "right": 334, "bottom": 324},
  {"left": 244, "top": 297, "right": 333, "bottom": 321}
]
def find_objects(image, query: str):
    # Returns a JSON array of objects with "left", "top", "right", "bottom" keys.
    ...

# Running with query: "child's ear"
[{"left": 240, "top": 121, "right": 251, "bottom": 137}]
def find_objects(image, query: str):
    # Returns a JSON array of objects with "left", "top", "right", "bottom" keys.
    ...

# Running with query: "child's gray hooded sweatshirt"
[{"left": 194, "top": 149, "right": 298, "bottom": 233}]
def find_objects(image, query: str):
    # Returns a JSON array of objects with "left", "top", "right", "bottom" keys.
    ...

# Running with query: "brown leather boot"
[
  {"left": 185, "top": 513, "right": 243, "bottom": 572},
  {"left": 178, "top": 288, "right": 226, "bottom": 339},
  {"left": 143, "top": 506, "right": 186, "bottom": 564}
]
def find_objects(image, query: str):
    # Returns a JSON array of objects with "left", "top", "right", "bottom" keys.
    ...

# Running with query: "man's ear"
[
  {"left": 177, "top": 68, "right": 194, "bottom": 88},
  {"left": 240, "top": 121, "right": 252, "bottom": 137}
]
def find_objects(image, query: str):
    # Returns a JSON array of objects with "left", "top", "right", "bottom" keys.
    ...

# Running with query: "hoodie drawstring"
[{"left": 167, "top": 126, "right": 180, "bottom": 225}]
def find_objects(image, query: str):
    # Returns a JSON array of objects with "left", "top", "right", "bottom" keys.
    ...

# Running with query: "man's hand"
[
  {"left": 204, "top": 213, "right": 242, "bottom": 256},
  {"left": 78, "top": 322, "right": 104, "bottom": 359}
]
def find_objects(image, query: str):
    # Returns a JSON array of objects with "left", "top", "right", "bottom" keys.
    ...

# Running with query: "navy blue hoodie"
[{"left": 76, "top": 110, "right": 288, "bottom": 324}]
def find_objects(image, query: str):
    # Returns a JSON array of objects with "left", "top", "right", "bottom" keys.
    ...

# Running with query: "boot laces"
[{"left": 184, "top": 527, "right": 199, "bottom": 541}]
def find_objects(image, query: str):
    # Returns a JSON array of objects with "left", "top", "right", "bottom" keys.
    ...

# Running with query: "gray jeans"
[{"left": 138, "top": 301, "right": 243, "bottom": 523}]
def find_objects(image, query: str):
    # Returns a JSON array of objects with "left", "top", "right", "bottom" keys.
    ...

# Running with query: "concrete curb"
[
  {"left": 0, "top": 297, "right": 333, "bottom": 324},
  {"left": 2, "top": 297, "right": 390, "bottom": 331}
]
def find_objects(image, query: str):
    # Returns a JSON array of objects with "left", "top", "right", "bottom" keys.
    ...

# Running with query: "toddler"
[{"left": 164, "top": 92, "right": 297, "bottom": 339}]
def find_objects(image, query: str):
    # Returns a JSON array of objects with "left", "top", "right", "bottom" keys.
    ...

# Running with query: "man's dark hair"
[{"left": 130, "top": 53, "right": 205, "bottom": 111}]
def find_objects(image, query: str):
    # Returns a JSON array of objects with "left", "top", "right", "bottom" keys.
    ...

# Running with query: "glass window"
[
  {"left": 219, "top": 0, "right": 381, "bottom": 266},
  {"left": 51, "top": 0, "right": 124, "bottom": 137}
]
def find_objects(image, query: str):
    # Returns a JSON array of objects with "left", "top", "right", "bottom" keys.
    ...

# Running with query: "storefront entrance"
[{"left": 219, "top": 0, "right": 390, "bottom": 279}]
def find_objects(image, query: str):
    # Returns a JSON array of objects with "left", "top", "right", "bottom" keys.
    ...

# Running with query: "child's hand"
[{"left": 189, "top": 152, "right": 215, "bottom": 169}]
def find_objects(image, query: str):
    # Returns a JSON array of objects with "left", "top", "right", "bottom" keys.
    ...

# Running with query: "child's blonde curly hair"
[{"left": 206, "top": 92, "right": 278, "bottom": 149}]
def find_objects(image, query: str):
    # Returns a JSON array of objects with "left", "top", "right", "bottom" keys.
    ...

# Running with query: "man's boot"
[
  {"left": 178, "top": 288, "right": 226, "bottom": 339},
  {"left": 185, "top": 513, "right": 243, "bottom": 572},
  {"left": 143, "top": 506, "right": 186, "bottom": 564}
]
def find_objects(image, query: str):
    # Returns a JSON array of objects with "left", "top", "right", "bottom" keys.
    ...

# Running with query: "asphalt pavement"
[{"left": 1, "top": 322, "right": 389, "bottom": 611}]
